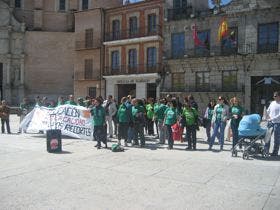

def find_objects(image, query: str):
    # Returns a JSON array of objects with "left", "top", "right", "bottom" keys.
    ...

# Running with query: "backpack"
[{"left": 111, "top": 144, "right": 124, "bottom": 152}]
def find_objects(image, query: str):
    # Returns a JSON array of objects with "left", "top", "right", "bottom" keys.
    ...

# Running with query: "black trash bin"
[{"left": 46, "top": 129, "right": 62, "bottom": 153}]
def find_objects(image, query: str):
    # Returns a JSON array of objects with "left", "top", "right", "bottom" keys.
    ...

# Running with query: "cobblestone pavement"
[{"left": 0, "top": 115, "right": 280, "bottom": 210}]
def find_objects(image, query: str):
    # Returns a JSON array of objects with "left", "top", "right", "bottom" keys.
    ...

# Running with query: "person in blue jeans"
[
  {"left": 265, "top": 91, "right": 280, "bottom": 156},
  {"left": 209, "top": 96, "right": 229, "bottom": 151}
]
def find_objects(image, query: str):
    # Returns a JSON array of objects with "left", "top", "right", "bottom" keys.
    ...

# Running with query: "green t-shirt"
[
  {"left": 117, "top": 104, "right": 130, "bottom": 123},
  {"left": 155, "top": 104, "right": 168, "bottom": 122},
  {"left": 208, "top": 108, "right": 214, "bottom": 120},
  {"left": 216, "top": 105, "right": 224, "bottom": 121},
  {"left": 91, "top": 105, "right": 105, "bottom": 126},
  {"left": 65, "top": 100, "right": 77, "bottom": 106},
  {"left": 183, "top": 107, "right": 198, "bottom": 126},
  {"left": 164, "top": 107, "right": 177, "bottom": 125},
  {"left": 146, "top": 104, "right": 154, "bottom": 120}
]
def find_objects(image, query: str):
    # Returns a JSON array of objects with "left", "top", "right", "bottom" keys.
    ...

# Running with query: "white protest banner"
[{"left": 20, "top": 105, "right": 92, "bottom": 140}]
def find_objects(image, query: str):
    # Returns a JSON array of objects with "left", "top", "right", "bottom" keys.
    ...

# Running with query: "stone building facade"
[
  {"left": 0, "top": 0, "right": 25, "bottom": 104},
  {"left": 103, "top": 0, "right": 164, "bottom": 102},
  {"left": 163, "top": 0, "right": 280, "bottom": 114}
]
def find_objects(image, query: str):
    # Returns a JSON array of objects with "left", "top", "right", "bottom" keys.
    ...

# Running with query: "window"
[
  {"left": 258, "top": 22, "right": 279, "bottom": 53},
  {"left": 111, "top": 51, "right": 120, "bottom": 70},
  {"left": 221, "top": 27, "right": 238, "bottom": 55},
  {"left": 85, "top": 29, "right": 93, "bottom": 48},
  {"left": 84, "top": 59, "right": 93, "bottom": 79},
  {"left": 148, "top": 14, "right": 157, "bottom": 34},
  {"left": 173, "top": 0, "right": 188, "bottom": 8},
  {"left": 59, "top": 0, "right": 66, "bottom": 11},
  {"left": 112, "top": 20, "right": 120, "bottom": 40},
  {"left": 171, "top": 32, "right": 185, "bottom": 58},
  {"left": 128, "top": 49, "right": 137, "bottom": 68},
  {"left": 129, "top": 17, "right": 138, "bottom": 37},
  {"left": 88, "top": 87, "right": 96, "bottom": 98},
  {"left": 82, "top": 0, "right": 88, "bottom": 10},
  {"left": 147, "top": 47, "right": 157, "bottom": 68},
  {"left": 15, "top": 0, "right": 21, "bottom": 8},
  {"left": 222, "top": 70, "right": 237, "bottom": 91},
  {"left": 196, "top": 72, "right": 210, "bottom": 91},
  {"left": 195, "top": 30, "right": 210, "bottom": 57},
  {"left": 172, "top": 73, "right": 185, "bottom": 91}
]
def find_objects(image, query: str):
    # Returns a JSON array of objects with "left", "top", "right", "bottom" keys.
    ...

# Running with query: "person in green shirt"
[
  {"left": 132, "top": 99, "right": 146, "bottom": 147},
  {"left": 229, "top": 97, "right": 244, "bottom": 148},
  {"left": 117, "top": 97, "right": 131, "bottom": 146},
  {"left": 153, "top": 98, "right": 160, "bottom": 139},
  {"left": 91, "top": 97, "right": 106, "bottom": 149},
  {"left": 155, "top": 98, "right": 167, "bottom": 144},
  {"left": 64, "top": 95, "right": 77, "bottom": 106},
  {"left": 209, "top": 96, "right": 230, "bottom": 151},
  {"left": 203, "top": 99, "right": 216, "bottom": 142},
  {"left": 56, "top": 96, "right": 64, "bottom": 107},
  {"left": 164, "top": 99, "right": 177, "bottom": 150},
  {"left": 146, "top": 97, "right": 154, "bottom": 136},
  {"left": 77, "top": 97, "right": 86, "bottom": 107},
  {"left": 183, "top": 99, "right": 199, "bottom": 150}
]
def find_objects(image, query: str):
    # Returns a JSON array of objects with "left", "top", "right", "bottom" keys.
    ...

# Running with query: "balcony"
[
  {"left": 104, "top": 25, "right": 162, "bottom": 42},
  {"left": 161, "top": 85, "right": 243, "bottom": 93},
  {"left": 167, "top": 7, "right": 193, "bottom": 21},
  {"left": 74, "top": 71, "right": 100, "bottom": 81},
  {"left": 164, "top": 44, "right": 249, "bottom": 59},
  {"left": 167, "top": 8, "right": 213, "bottom": 22},
  {"left": 75, "top": 39, "right": 102, "bottom": 50},
  {"left": 257, "top": 43, "right": 279, "bottom": 54},
  {"left": 103, "top": 63, "right": 163, "bottom": 76}
]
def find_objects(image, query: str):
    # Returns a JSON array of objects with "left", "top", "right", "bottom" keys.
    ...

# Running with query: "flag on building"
[
  {"left": 218, "top": 19, "right": 228, "bottom": 41},
  {"left": 192, "top": 24, "right": 203, "bottom": 46}
]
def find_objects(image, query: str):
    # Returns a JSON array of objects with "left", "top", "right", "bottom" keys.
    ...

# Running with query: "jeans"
[
  {"left": 266, "top": 123, "right": 280, "bottom": 155},
  {"left": 158, "top": 121, "right": 166, "bottom": 144},
  {"left": 185, "top": 125, "right": 197, "bottom": 149},
  {"left": 231, "top": 119, "right": 240, "bottom": 148},
  {"left": 127, "top": 126, "right": 135, "bottom": 142},
  {"left": 147, "top": 118, "right": 154, "bottom": 135},
  {"left": 209, "top": 120, "right": 226, "bottom": 148},
  {"left": 118, "top": 122, "right": 129, "bottom": 142},
  {"left": 93, "top": 125, "right": 106, "bottom": 147},
  {"left": 134, "top": 123, "right": 145, "bottom": 146},
  {"left": 1, "top": 119, "right": 11, "bottom": 134},
  {"left": 166, "top": 124, "right": 173, "bottom": 148}
]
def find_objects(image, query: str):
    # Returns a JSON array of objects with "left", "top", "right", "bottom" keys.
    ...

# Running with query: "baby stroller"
[{"left": 232, "top": 114, "right": 273, "bottom": 160}]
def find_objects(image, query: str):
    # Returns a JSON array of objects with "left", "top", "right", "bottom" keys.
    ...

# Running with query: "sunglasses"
[
  {"left": 218, "top": 98, "right": 222, "bottom": 100},
  {"left": 274, "top": 95, "right": 278, "bottom": 97}
]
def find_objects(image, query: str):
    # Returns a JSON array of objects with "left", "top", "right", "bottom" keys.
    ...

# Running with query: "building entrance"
[
  {"left": 117, "top": 84, "right": 136, "bottom": 103},
  {"left": 147, "top": 83, "right": 157, "bottom": 99},
  {"left": 0, "top": 63, "right": 3, "bottom": 100},
  {"left": 251, "top": 76, "right": 280, "bottom": 115}
]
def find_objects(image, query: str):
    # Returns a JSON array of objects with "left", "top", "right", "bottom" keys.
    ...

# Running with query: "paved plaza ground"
[{"left": 0, "top": 115, "right": 280, "bottom": 210}]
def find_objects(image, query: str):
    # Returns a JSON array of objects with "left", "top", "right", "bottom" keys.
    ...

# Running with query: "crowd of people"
[{"left": 0, "top": 91, "right": 279, "bottom": 156}]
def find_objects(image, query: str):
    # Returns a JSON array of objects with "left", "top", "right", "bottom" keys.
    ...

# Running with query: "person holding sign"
[{"left": 91, "top": 97, "right": 106, "bottom": 149}]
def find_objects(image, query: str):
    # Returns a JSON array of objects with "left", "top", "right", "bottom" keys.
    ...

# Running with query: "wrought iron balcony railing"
[
  {"left": 74, "top": 71, "right": 100, "bottom": 80},
  {"left": 103, "top": 63, "right": 163, "bottom": 76},
  {"left": 257, "top": 43, "right": 279, "bottom": 54},
  {"left": 161, "top": 85, "right": 243, "bottom": 93},
  {"left": 75, "top": 39, "right": 102, "bottom": 50},
  {"left": 104, "top": 25, "right": 162, "bottom": 42}
]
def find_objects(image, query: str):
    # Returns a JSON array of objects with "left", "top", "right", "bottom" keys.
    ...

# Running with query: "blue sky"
[{"left": 125, "top": 0, "right": 233, "bottom": 8}]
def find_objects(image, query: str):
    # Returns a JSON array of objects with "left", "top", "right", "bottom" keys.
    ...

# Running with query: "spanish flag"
[{"left": 218, "top": 19, "right": 228, "bottom": 41}]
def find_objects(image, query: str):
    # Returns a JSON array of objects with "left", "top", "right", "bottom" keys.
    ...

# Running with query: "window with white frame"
[
  {"left": 196, "top": 71, "right": 210, "bottom": 91},
  {"left": 222, "top": 70, "right": 237, "bottom": 91}
]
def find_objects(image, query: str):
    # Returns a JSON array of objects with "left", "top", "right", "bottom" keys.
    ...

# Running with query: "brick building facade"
[{"left": 163, "top": 0, "right": 280, "bottom": 114}]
